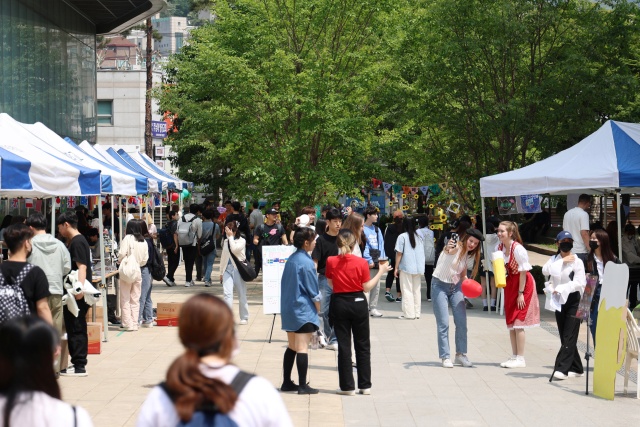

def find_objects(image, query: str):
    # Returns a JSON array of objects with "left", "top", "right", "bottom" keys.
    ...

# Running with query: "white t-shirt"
[
  {"left": 562, "top": 207, "right": 589, "bottom": 254},
  {"left": 0, "top": 391, "right": 93, "bottom": 427},
  {"left": 136, "top": 364, "right": 293, "bottom": 427}
]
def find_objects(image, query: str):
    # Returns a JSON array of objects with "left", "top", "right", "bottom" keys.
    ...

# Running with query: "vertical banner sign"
[
  {"left": 151, "top": 121, "right": 168, "bottom": 139},
  {"left": 262, "top": 245, "right": 296, "bottom": 315}
]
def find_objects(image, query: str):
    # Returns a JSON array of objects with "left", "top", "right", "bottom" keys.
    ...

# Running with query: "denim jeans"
[
  {"left": 202, "top": 250, "right": 216, "bottom": 283},
  {"left": 318, "top": 274, "right": 336, "bottom": 344},
  {"left": 138, "top": 266, "right": 153, "bottom": 323},
  {"left": 431, "top": 276, "right": 467, "bottom": 359}
]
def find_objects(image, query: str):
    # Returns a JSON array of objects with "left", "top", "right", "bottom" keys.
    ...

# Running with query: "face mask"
[
  {"left": 559, "top": 241, "right": 573, "bottom": 253},
  {"left": 589, "top": 241, "right": 599, "bottom": 250}
]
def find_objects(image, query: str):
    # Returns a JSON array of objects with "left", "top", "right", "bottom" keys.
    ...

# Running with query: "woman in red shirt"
[{"left": 325, "top": 229, "right": 392, "bottom": 396}]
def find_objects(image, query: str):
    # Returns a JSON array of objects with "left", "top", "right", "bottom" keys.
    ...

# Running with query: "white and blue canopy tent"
[
  {"left": 93, "top": 145, "right": 168, "bottom": 192},
  {"left": 479, "top": 120, "right": 640, "bottom": 310},
  {"left": 21, "top": 123, "right": 152, "bottom": 196},
  {"left": 128, "top": 150, "right": 190, "bottom": 190}
]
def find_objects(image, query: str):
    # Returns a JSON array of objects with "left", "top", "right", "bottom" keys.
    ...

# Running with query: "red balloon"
[
  {"left": 461, "top": 279, "right": 482, "bottom": 299},
  {"left": 170, "top": 193, "right": 179, "bottom": 202}
]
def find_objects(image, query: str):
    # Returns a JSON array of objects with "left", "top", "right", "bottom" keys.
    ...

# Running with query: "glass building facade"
[{"left": 0, "top": 0, "right": 97, "bottom": 143}]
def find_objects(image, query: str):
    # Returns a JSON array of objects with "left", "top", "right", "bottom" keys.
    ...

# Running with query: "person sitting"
[
  {"left": 137, "top": 294, "right": 292, "bottom": 426},
  {"left": 0, "top": 316, "right": 93, "bottom": 426}
]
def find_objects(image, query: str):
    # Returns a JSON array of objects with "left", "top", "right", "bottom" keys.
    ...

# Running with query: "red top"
[{"left": 325, "top": 254, "right": 371, "bottom": 293}]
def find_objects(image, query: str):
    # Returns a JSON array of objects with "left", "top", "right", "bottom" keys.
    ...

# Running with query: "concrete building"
[
  {"left": 0, "top": 0, "right": 164, "bottom": 143},
  {"left": 152, "top": 16, "right": 193, "bottom": 56}
]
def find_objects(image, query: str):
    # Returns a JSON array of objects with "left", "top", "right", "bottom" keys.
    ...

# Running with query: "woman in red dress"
[{"left": 495, "top": 221, "right": 540, "bottom": 368}]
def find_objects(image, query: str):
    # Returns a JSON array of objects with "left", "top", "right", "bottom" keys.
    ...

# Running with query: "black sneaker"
[
  {"left": 483, "top": 306, "right": 488, "bottom": 312},
  {"left": 491, "top": 306, "right": 497, "bottom": 312},
  {"left": 385, "top": 292, "right": 394, "bottom": 302},
  {"left": 280, "top": 381, "right": 299, "bottom": 392},
  {"left": 60, "top": 367, "right": 87, "bottom": 377},
  {"left": 395, "top": 297, "right": 402, "bottom": 303},
  {"left": 298, "top": 384, "right": 319, "bottom": 395}
]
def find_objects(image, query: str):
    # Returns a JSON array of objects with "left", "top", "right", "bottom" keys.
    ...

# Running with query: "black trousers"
[
  {"left": 385, "top": 255, "right": 400, "bottom": 293},
  {"left": 195, "top": 252, "right": 203, "bottom": 280},
  {"left": 254, "top": 247, "right": 263, "bottom": 275},
  {"left": 424, "top": 264, "right": 434, "bottom": 299},
  {"left": 331, "top": 292, "right": 371, "bottom": 391},
  {"left": 63, "top": 298, "right": 90, "bottom": 369},
  {"left": 628, "top": 281, "right": 638, "bottom": 312},
  {"left": 554, "top": 291, "right": 584, "bottom": 375},
  {"left": 166, "top": 247, "right": 180, "bottom": 282},
  {"left": 180, "top": 245, "right": 197, "bottom": 282}
]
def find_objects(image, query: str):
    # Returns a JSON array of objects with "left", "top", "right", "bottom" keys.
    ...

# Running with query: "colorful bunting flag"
[
  {"left": 420, "top": 186, "right": 429, "bottom": 195},
  {"left": 383, "top": 182, "right": 392, "bottom": 192},
  {"left": 392, "top": 184, "right": 403, "bottom": 194},
  {"left": 67, "top": 197, "right": 76, "bottom": 209},
  {"left": 80, "top": 196, "right": 88, "bottom": 207},
  {"left": 10, "top": 198, "right": 18, "bottom": 210},
  {"left": 25, "top": 199, "right": 33, "bottom": 209}
]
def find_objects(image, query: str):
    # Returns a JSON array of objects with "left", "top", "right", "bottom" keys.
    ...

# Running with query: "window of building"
[{"left": 97, "top": 100, "right": 113, "bottom": 125}]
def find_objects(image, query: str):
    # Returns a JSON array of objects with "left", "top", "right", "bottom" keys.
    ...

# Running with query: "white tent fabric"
[
  {"left": 98, "top": 146, "right": 168, "bottom": 191},
  {"left": 0, "top": 113, "right": 102, "bottom": 197},
  {"left": 131, "top": 151, "right": 190, "bottom": 189},
  {"left": 480, "top": 120, "right": 640, "bottom": 197},
  {"left": 21, "top": 123, "right": 150, "bottom": 196}
]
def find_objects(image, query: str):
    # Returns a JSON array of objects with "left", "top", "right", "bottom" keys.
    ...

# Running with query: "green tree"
[
  {"left": 393, "top": 0, "right": 640, "bottom": 210},
  {"left": 159, "top": 0, "right": 398, "bottom": 210}
]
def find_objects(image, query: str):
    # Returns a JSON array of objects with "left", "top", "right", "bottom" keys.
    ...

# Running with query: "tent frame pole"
[
  {"left": 481, "top": 198, "right": 491, "bottom": 312},
  {"left": 616, "top": 189, "right": 622, "bottom": 259}
]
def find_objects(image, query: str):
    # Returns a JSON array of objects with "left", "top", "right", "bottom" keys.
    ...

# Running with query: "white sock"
[
  {"left": 516, "top": 355, "right": 525, "bottom": 361},
  {"left": 482, "top": 299, "right": 488, "bottom": 307},
  {"left": 491, "top": 298, "right": 496, "bottom": 306}
]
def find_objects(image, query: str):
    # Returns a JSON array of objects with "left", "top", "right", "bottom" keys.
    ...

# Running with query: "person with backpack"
[
  {"left": 137, "top": 293, "right": 293, "bottom": 427},
  {"left": 0, "top": 224, "right": 52, "bottom": 325},
  {"left": 362, "top": 206, "right": 386, "bottom": 318},
  {"left": 117, "top": 220, "right": 149, "bottom": 332},
  {"left": 219, "top": 222, "right": 249, "bottom": 325},
  {"left": 201, "top": 209, "right": 220, "bottom": 288},
  {"left": 253, "top": 208, "right": 288, "bottom": 275},
  {"left": 0, "top": 316, "right": 94, "bottom": 427},
  {"left": 416, "top": 216, "right": 435, "bottom": 301},
  {"left": 160, "top": 210, "right": 179, "bottom": 287},
  {"left": 178, "top": 204, "right": 203, "bottom": 287}
]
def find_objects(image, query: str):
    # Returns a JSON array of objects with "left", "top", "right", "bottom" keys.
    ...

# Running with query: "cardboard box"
[
  {"left": 86, "top": 305, "right": 104, "bottom": 327},
  {"left": 156, "top": 302, "right": 182, "bottom": 326},
  {"left": 87, "top": 322, "right": 102, "bottom": 354}
]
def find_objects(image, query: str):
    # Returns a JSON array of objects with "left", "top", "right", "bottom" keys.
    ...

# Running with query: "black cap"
[
  {"left": 466, "top": 228, "right": 485, "bottom": 242},
  {"left": 266, "top": 208, "right": 279, "bottom": 215}
]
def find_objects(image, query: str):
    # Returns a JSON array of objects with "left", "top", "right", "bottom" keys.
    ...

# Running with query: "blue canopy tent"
[{"left": 129, "top": 150, "right": 191, "bottom": 190}]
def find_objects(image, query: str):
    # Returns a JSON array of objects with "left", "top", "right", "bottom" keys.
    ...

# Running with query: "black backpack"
[
  {"left": 147, "top": 239, "right": 166, "bottom": 281},
  {"left": 0, "top": 264, "right": 34, "bottom": 324},
  {"left": 158, "top": 220, "right": 176, "bottom": 249},
  {"left": 159, "top": 371, "right": 254, "bottom": 427}
]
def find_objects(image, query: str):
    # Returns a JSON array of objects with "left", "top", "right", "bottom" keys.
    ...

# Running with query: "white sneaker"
[
  {"left": 553, "top": 371, "right": 567, "bottom": 380},
  {"left": 442, "top": 358, "right": 454, "bottom": 368},
  {"left": 325, "top": 343, "right": 338, "bottom": 351},
  {"left": 319, "top": 334, "right": 327, "bottom": 348},
  {"left": 503, "top": 358, "right": 526, "bottom": 368},
  {"left": 454, "top": 354, "right": 473, "bottom": 367},
  {"left": 336, "top": 389, "right": 355, "bottom": 396},
  {"left": 239, "top": 319, "right": 248, "bottom": 325},
  {"left": 568, "top": 371, "right": 584, "bottom": 378},
  {"left": 184, "top": 281, "right": 191, "bottom": 287},
  {"left": 500, "top": 357, "right": 516, "bottom": 368},
  {"left": 369, "top": 309, "right": 383, "bottom": 317},
  {"left": 358, "top": 388, "right": 371, "bottom": 395}
]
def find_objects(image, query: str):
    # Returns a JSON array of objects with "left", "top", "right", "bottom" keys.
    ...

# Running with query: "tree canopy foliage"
[{"left": 159, "top": 0, "right": 640, "bottom": 211}]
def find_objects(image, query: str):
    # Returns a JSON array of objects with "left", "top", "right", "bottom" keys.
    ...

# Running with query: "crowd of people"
[{"left": 2, "top": 192, "right": 637, "bottom": 424}]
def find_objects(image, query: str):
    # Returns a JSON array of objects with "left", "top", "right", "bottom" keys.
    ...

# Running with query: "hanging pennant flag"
[
  {"left": 420, "top": 186, "right": 429, "bottom": 195},
  {"left": 148, "top": 197, "right": 155, "bottom": 209},
  {"left": 25, "top": 199, "right": 33, "bottom": 209},
  {"left": 497, "top": 197, "right": 518, "bottom": 216},
  {"left": 80, "top": 196, "right": 88, "bottom": 207},
  {"left": 67, "top": 197, "right": 76, "bottom": 209},
  {"left": 154, "top": 194, "right": 161, "bottom": 207},
  {"left": 429, "top": 184, "right": 441, "bottom": 195},
  {"left": 402, "top": 186, "right": 411, "bottom": 194},
  {"left": 516, "top": 194, "right": 542, "bottom": 214},
  {"left": 371, "top": 178, "right": 382, "bottom": 189},
  {"left": 35, "top": 199, "right": 42, "bottom": 211},
  {"left": 439, "top": 182, "right": 449, "bottom": 191},
  {"left": 10, "top": 198, "right": 19, "bottom": 210},
  {"left": 383, "top": 182, "right": 392, "bottom": 193},
  {"left": 392, "top": 184, "right": 403, "bottom": 194},
  {"left": 410, "top": 187, "right": 419, "bottom": 194}
]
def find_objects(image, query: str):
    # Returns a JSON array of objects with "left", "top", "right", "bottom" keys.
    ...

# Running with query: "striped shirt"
[{"left": 433, "top": 246, "right": 470, "bottom": 284}]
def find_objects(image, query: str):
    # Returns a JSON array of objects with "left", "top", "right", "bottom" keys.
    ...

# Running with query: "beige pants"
[
  {"left": 400, "top": 272, "right": 422, "bottom": 319},
  {"left": 48, "top": 295, "right": 67, "bottom": 372},
  {"left": 119, "top": 278, "right": 142, "bottom": 330}
]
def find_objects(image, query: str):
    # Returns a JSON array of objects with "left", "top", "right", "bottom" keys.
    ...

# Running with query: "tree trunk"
[{"left": 144, "top": 18, "right": 153, "bottom": 157}]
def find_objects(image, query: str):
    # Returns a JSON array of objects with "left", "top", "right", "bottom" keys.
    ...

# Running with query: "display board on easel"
[{"left": 262, "top": 245, "right": 296, "bottom": 315}]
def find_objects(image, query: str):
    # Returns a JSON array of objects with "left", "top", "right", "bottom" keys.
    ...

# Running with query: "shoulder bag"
[{"left": 228, "top": 240, "right": 257, "bottom": 282}]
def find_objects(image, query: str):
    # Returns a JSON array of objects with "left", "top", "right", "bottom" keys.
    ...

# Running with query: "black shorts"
[{"left": 290, "top": 323, "right": 318, "bottom": 334}]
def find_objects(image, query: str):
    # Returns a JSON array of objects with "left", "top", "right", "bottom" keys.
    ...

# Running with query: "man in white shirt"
[{"left": 562, "top": 194, "right": 591, "bottom": 254}]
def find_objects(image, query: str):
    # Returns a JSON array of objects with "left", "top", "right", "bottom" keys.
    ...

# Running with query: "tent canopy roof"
[{"left": 480, "top": 121, "right": 640, "bottom": 197}]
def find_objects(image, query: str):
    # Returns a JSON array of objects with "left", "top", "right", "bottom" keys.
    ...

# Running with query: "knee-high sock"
[
  {"left": 296, "top": 352, "right": 309, "bottom": 386},
  {"left": 283, "top": 347, "right": 296, "bottom": 383}
]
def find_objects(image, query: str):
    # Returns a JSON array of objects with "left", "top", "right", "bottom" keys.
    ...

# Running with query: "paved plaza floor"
[{"left": 60, "top": 251, "right": 640, "bottom": 426}]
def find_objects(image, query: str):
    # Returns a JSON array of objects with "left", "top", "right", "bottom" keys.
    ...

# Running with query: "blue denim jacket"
[{"left": 280, "top": 249, "right": 321, "bottom": 331}]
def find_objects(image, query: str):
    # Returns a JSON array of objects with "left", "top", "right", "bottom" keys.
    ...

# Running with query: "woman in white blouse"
[
  {"left": 431, "top": 228, "right": 483, "bottom": 368},
  {"left": 219, "top": 221, "right": 249, "bottom": 325},
  {"left": 495, "top": 221, "right": 540, "bottom": 369},
  {"left": 542, "top": 231, "right": 586, "bottom": 380}
]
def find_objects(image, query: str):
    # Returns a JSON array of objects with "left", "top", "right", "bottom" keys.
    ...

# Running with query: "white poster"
[{"left": 262, "top": 245, "right": 296, "bottom": 315}]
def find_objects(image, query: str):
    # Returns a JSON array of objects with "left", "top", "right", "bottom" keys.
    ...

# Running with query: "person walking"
[
  {"left": 416, "top": 216, "right": 435, "bottom": 301},
  {"left": 280, "top": 227, "right": 321, "bottom": 395},
  {"left": 201, "top": 209, "right": 220, "bottom": 287},
  {"left": 495, "top": 221, "right": 540, "bottom": 368},
  {"left": 178, "top": 204, "right": 202, "bottom": 287},
  {"left": 362, "top": 207, "right": 385, "bottom": 317},
  {"left": 562, "top": 194, "right": 591, "bottom": 255},
  {"left": 394, "top": 217, "right": 425, "bottom": 320},
  {"left": 138, "top": 220, "right": 154, "bottom": 328},
  {"left": 542, "top": 231, "right": 586, "bottom": 380},
  {"left": 383, "top": 211, "right": 404, "bottom": 302},
  {"left": 162, "top": 210, "right": 179, "bottom": 287},
  {"left": 431, "top": 229, "right": 483, "bottom": 368},
  {"left": 253, "top": 208, "right": 288, "bottom": 276},
  {"left": 218, "top": 222, "right": 249, "bottom": 325},
  {"left": 117, "top": 219, "right": 149, "bottom": 332},
  {"left": 326, "top": 229, "right": 393, "bottom": 395}
]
